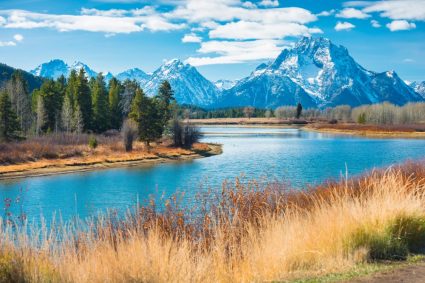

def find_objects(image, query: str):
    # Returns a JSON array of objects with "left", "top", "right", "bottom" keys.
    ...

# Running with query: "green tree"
[
  {"left": 129, "top": 88, "right": 160, "bottom": 147},
  {"left": 75, "top": 69, "right": 92, "bottom": 131},
  {"left": 108, "top": 77, "right": 122, "bottom": 130},
  {"left": 296, "top": 103, "right": 303, "bottom": 119},
  {"left": 91, "top": 73, "right": 110, "bottom": 132},
  {"left": 0, "top": 91, "right": 20, "bottom": 141},
  {"left": 156, "top": 80, "right": 175, "bottom": 127},
  {"left": 38, "top": 79, "right": 62, "bottom": 132}
]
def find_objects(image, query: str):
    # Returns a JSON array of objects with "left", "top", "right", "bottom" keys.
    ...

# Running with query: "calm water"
[{"left": 1, "top": 126, "right": 425, "bottom": 222}]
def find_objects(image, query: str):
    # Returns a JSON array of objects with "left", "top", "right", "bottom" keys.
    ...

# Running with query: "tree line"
[{"left": 0, "top": 69, "right": 184, "bottom": 146}]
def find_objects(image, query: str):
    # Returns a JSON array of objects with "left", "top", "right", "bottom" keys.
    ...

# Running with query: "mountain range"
[{"left": 21, "top": 37, "right": 425, "bottom": 108}]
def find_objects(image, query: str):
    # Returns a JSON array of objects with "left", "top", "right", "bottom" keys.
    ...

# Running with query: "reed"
[{"left": 1, "top": 162, "right": 425, "bottom": 282}]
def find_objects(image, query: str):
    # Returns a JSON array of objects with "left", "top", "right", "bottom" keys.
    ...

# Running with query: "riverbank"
[
  {"left": 305, "top": 123, "right": 425, "bottom": 138},
  {"left": 1, "top": 161, "right": 425, "bottom": 282},
  {"left": 189, "top": 117, "right": 307, "bottom": 125},
  {"left": 0, "top": 142, "right": 222, "bottom": 180}
]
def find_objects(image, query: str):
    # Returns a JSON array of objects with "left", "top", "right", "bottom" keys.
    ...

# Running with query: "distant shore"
[
  {"left": 189, "top": 117, "right": 307, "bottom": 126},
  {"left": 0, "top": 143, "right": 222, "bottom": 181},
  {"left": 304, "top": 123, "right": 425, "bottom": 138}
]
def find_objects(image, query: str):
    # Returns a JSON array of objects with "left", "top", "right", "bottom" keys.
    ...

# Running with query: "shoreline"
[
  {"left": 0, "top": 143, "right": 222, "bottom": 181},
  {"left": 304, "top": 125, "right": 425, "bottom": 138}
]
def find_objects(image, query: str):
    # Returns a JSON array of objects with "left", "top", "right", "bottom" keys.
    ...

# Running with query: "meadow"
[{"left": 1, "top": 161, "right": 425, "bottom": 282}]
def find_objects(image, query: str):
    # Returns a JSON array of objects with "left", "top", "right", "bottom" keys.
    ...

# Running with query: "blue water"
[{"left": 1, "top": 126, "right": 425, "bottom": 223}]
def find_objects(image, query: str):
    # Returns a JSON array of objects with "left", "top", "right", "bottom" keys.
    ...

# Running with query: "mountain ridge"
[{"left": 26, "top": 37, "right": 424, "bottom": 108}]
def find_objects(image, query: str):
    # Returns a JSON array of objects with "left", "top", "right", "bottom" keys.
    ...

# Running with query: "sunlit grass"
[{"left": 1, "top": 162, "right": 425, "bottom": 282}]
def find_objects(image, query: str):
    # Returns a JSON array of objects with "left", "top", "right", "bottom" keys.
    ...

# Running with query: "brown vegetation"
[
  {"left": 0, "top": 133, "right": 219, "bottom": 179},
  {"left": 1, "top": 161, "right": 425, "bottom": 282},
  {"left": 306, "top": 123, "right": 425, "bottom": 137}
]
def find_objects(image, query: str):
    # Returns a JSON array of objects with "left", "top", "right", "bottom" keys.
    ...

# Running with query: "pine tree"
[
  {"left": 75, "top": 69, "right": 92, "bottom": 131},
  {"left": 38, "top": 79, "right": 62, "bottom": 132},
  {"left": 296, "top": 103, "right": 303, "bottom": 119},
  {"left": 36, "top": 96, "right": 47, "bottom": 136},
  {"left": 61, "top": 93, "right": 74, "bottom": 133},
  {"left": 120, "top": 79, "right": 139, "bottom": 117},
  {"left": 0, "top": 91, "right": 20, "bottom": 141},
  {"left": 157, "top": 80, "right": 175, "bottom": 127},
  {"left": 91, "top": 73, "right": 110, "bottom": 132},
  {"left": 108, "top": 78, "right": 122, "bottom": 130},
  {"left": 129, "top": 88, "right": 159, "bottom": 147}
]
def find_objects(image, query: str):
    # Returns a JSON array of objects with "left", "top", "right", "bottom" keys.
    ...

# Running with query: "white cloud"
[
  {"left": 386, "top": 20, "right": 416, "bottom": 31},
  {"left": 346, "top": 0, "right": 425, "bottom": 21},
  {"left": 0, "top": 8, "right": 185, "bottom": 34},
  {"left": 186, "top": 39, "right": 288, "bottom": 66},
  {"left": 371, "top": 19, "right": 381, "bottom": 27},
  {"left": 13, "top": 34, "right": 23, "bottom": 41},
  {"left": 335, "top": 21, "right": 356, "bottom": 31},
  {"left": 0, "top": 41, "right": 16, "bottom": 47},
  {"left": 0, "top": 16, "right": 5, "bottom": 25},
  {"left": 209, "top": 20, "right": 322, "bottom": 40},
  {"left": 317, "top": 10, "right": 335, "bottom": 17},
  {"left": 242, "top": 1, "right": 257, "bottom": 9},
  {"left": 336, "top": 8, "right": 370, "bottom": 19},
  {"left": 182, "top": 33, "right": 202, "bottom": 43},
  {"left": 259, "top": 0, "right": 279, "bottom": 8}
]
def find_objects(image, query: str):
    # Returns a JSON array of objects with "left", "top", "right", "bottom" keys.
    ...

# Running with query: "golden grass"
[
  {"left": 0, "top": 132, "right": 216, "bottom": 178},
  {"left": 306, "top": 123, "right": 425, "bottom": 137},
  {"left": 1, "top": 162, "right": 425, "bottom": 282}
]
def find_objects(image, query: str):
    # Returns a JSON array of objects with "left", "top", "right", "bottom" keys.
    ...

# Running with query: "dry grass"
[
  {"left": 307, "top": 123, "right": 425, "bottom": 137},
  {"left": 1, "top": 162, "right": 425, "bottom": 282},
  {"left": 0, "top": 133, "right": 212, "bottom": 177}
]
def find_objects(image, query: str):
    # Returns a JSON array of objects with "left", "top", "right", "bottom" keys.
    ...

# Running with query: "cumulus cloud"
[
  {"left": 13, "top": 34, "right": 24, "bottom": 41},
  {"left": 335, "top": 21, "right": 356, "bottom": 31},
  {"left": 386, "top": 20, "right": 416, "bottom": 31},
  {"left": 0, "top": 8, "right": 185, "bottom": 34},
  {"left": 186, "top": 39, "right": 288, "bottom": 66},
  {"left": 317, "top": 10, "right": 335, "bottom": 17},
  {"left": 258, "top": 0, "right": 279, "bottom": 8},
  {"left": 346, "top": 0, "right": 425, "bottom": 21},
  {"left": 182, "top": 33, "right": 202, "bottom": 43},
  {"left": 336, "top": 8, "right": 370, "bottom": 19},
  {"left": 371, "top": 19, "right": 381, "bottom": 27}
]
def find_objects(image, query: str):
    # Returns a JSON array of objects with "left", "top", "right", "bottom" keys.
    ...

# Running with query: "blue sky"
[{"left": 0, "top": 0, "right": 424, "bottom": 82}]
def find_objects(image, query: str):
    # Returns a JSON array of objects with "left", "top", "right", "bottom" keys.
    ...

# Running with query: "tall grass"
[{"left": 1, "top": 162, "right": 425, "bottom": 282}]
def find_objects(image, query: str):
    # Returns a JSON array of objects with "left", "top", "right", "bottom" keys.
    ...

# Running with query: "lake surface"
[{"left": 1, "top": 126, "right": 425, "bottom": 223}]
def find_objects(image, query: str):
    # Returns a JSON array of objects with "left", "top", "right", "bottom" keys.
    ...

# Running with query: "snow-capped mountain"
[
  {"left": 142, "top": 59, "right": 220, "bottom": 107},
  {"left": 409, "top": 81, "right": 425, "bottom": 98},
  {"left": 219, "top": 37, "right": 423, "bottom": 108},
  {"left": 31, "top": 59, "right": 98, "bottom": 79},
  {"left": 30, "top": 59, "right": 69, "bottom": 79},
  {"left": 215, "top": 80, "right": 237, "bottom": 91},
  {"left": 117, "top": 68, "right": 150, "bottom": 85}
]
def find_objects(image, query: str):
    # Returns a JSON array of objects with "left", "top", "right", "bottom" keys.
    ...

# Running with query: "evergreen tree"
[
  {"left": 120, "top": 79, "right": 139, "bottom": 117},
  {"left": 38, "top": 79, "right": 62, "bottom": 132},
  {"left": 91, "top": 73, "right": 110, "bottom": 132},
  {"left": 108, "top": 78, "right": 122, "bottom": 130},
  {"left": 157, "top": 80, "right": 175, "bottom": 127},
  {"left": 0, "top": 91, "right": 20, "bottom": 141},
  {"left": 296, "top": 103, "right": 303, "bottom": 119},
  {"left": 75, "top": 69, "right": 92, "bottom": 131},
  {"left": 66, "top": 70, "right": 78, "bottom": 112},
  {"left": 129, "top": 88, "right": 160, "bottom": 146}
]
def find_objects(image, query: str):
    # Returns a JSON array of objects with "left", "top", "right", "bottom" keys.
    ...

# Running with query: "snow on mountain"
[
  {"left": 409, "top": 81, "right": 425, "bottom": 98},
  {"left": 215, "top": 80, "right": 237, "bottom": 91},
  {"left": 30, "top": 59, "right": 69, "bottom": 79},
  {"left": 219, "top": 37, "right": 423, "bottom": 108},
  {"left": 142, "top": 59, "right": 220, "bottom": 107},
  {"left": 70, "top": 61, "right": 97, "bottom": 78},
  {"left": 117, "top": 68, "right": 150, "bottom": 85}
]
